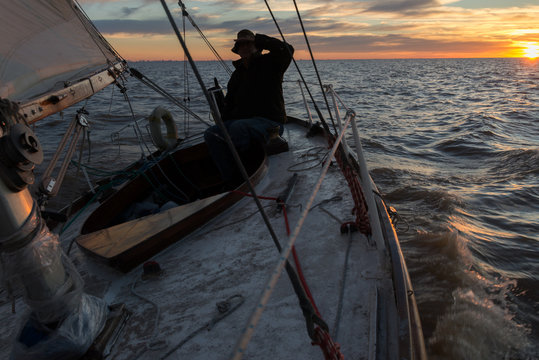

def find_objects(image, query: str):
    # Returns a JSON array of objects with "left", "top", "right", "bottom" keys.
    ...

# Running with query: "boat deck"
[{"left": 1, "top": 122, "right": 399, "bottom": 360}]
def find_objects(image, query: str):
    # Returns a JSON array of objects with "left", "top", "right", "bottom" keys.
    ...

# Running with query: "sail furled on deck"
[{"left": 0, "top": 0, "right": 123, "bottom": 103}]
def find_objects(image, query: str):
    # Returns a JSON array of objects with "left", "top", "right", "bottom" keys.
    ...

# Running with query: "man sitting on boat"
[{"left": 204, "top": 29, "right": 294, "bottom": 188}]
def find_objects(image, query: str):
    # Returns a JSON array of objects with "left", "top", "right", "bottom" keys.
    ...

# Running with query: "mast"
[{"left": 0, "top": 100, "right": 108, "bottom": 359}]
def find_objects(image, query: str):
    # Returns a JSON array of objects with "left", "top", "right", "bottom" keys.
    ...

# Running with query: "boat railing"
[
  {"left": 297, "top": 81, "right": 384, "bottom": 248},
  {"left": 296, "top": 81, "right": 426, "bottom": 358},
  {"left": 296, "top": 79, "right": 314, "bottom": 126},
  {"left": 324, "top": 84, "right": 351, "bottom": 152},
  {"left": 330, "top": 85, "right": 427, "bottom": 359},
  {"left": 325, "top": 84, "right": 385, "bottom": 249}
]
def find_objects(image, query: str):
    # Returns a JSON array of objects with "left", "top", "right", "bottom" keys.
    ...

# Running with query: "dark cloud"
[
  {"left": 92, "top": 16, "right": 281, "bottom": 39},
  {"left": 194, "top": 0, "right": 252, "bottom": 12},
  {"left": 121, "top": 6, "right": 143, "bottom": 17},
  {"left": 365, "top": 0, "right": 441, "bottom": 14},
  {"left": 93, "top": 19, "right": 172, "bottom": 34},
  {"left": 369, "top": 23, "right": 420, "bottom": 32},
  {"left": 513, "top": 33, "right": 539, "bottom": 42},
  {"left": 89, "top": 3, "right": 521, "bottom": 59},
  {"left": 296, "top": 33, "right": 508, "bottom": 56},
  {"left": 88, "top": 1, "right": 365, "bottom": 39},
  {"left": 91, "top": 12, "right": 409, "bottom": 42},
  {"left": 298, "top": 2, "right": 364, "bottom": 18}
]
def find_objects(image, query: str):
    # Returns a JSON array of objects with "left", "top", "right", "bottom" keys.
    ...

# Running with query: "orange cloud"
[{"left": 83, "top": 0, "right": 539, "bottom": 60}]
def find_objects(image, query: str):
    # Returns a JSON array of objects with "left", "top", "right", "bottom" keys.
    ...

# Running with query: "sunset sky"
[{"left": 79, "top": 0, "right": 539, "bottom": 61}]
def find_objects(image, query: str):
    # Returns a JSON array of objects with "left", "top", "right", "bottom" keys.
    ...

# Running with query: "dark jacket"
[{"left": 222, "top": 34, "right": 294, "bottom": 124}]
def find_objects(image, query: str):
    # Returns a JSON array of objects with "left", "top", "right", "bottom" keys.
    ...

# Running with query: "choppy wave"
[
  {"left": 407, "top": 229, "right": 535, "bottom": 359},
  {"left": 429, "top": 286, "right": 531, "bottom": 360},
  {"left": 340, "top": 58, "right": 539, "bottom": 359},
  {"left": 489, "top": 148, "right": 539, "bottom": 177}
]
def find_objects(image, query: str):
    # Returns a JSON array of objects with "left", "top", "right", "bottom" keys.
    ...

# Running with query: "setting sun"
[{"left": 523, "top": 43, "right": 539, "bottom": 59}]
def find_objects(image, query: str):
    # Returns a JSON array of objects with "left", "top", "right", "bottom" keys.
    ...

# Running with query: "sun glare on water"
[{"left": 523, "top": 43, "right": 539, "bottom": 59}]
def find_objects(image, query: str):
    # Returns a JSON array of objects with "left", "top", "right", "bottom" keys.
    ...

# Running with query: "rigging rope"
[
  {"left": 117, "top": 77, "right": 191, "bottom": 203},
  {"left": 159, "top": 2, "right": 359, "bottom": 359},
  {"left": 128, "top": 68, "right": 211, "bottom": 126},
  {"left": 262, "top": 0, "right": 336, "bottom": 136},
  {"left": 62, "top": 144, "right": 196, "bottom": 241},
  {"left": 153, "top": 19, "right": 331, "bottom": 354},
  {"left": 264, "top": 2, "right": 368, "bottom": 226},
  {"left": 178, "top": 1, "right": 233, "bottom": 76},
  {"left": 230, "top": 190, "right": 343, "bottom": 358},
  {"left": 38, "top": 107, "right": 89, "bottom": 204},
  {"left": 291, "top": 0, "right": 336, "bottom": 130},
  {"left": 181, "top": 5, "right": 192, "bottom": 135},
  {"left": 73, "top": 0, "right": 124, "bottom": 62}
]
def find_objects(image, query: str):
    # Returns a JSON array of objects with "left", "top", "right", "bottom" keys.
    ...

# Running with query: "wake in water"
[
  {"left": 378, "top": 165, "right": 537, "bottom": 359},
  {"left": 359, "top": 57, "right": 538, "bottom": 359},
  {"left": 411, "top": 230, "right": 532, "bottom": 359}
]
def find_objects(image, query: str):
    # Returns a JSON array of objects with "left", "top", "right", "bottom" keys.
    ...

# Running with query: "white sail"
[{"left": 0, "top": 0, "right": 121, "bottom": 103}]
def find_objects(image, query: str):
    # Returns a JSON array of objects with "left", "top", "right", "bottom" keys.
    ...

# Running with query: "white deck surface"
[{"left": 0, "top": 122, "right": 397, "bottom": 360}]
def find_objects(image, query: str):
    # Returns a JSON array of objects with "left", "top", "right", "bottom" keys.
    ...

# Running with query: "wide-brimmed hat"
[{"left": 231, "top": 29, "right": 255, "bottom": 54}]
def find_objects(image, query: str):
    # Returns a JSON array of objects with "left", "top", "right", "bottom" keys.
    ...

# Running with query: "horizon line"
[{"left": 126, "top": 56, "right": 536, "bottom": 62}]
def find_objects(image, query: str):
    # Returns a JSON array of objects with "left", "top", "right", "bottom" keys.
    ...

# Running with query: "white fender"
[{"left": 148, "top": 106, "right": 178, "bottom": 151}]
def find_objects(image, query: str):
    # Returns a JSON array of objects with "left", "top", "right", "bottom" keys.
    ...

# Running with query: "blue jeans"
[{"left": 204, "top": 116, "right": 283, "bottom": 185}]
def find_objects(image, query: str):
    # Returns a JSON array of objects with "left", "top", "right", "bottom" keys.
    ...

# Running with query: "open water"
[{"left": 34, "top": 58, "right": 538, "bottom": 359}]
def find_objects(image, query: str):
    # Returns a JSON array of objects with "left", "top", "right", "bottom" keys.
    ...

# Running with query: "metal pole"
[
  {"left": 0, "top": 114, "right": 106, "bottom": 358},
  {"left": 297, "top": 80, "right": 313, "bottom": 125},
  {"left": 0, "top": 179, "right": 34, "bottom": 239},
  {"left": 326, "top": 84, "right": 349, "bottom": 152}
]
